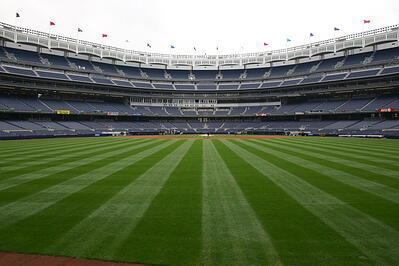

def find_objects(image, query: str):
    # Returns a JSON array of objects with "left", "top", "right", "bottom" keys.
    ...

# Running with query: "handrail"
[{"left": 1, "top": 21, "right": 398, "bottom": 60}]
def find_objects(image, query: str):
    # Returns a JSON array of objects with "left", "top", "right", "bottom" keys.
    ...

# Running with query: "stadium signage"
[
  {"left": 378, "top": 108, "right": 394, "bottom": 112},
  {"left": 107, "top": 112, "right": 119, "bottom": 116},
  {"left": 56, "top": 110, "right": 70, "bottom": 114}
]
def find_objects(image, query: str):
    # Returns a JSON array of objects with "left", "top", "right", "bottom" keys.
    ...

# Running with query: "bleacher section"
[
  {"left": 0, "top": 45, "right": 398, "bottom": 92},
  {"left": 0, "top": 41, "right": 399, "bottom": 139},
  {"left": 1, "top": 117, "right": 398, "bottom": 138},
  {"left": 0, "top": 94, "right": 396, "bottom": 118}
]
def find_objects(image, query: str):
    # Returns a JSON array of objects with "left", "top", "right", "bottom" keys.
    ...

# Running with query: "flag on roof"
[
  {"left": 78, "top": 28, "right": 83, "bottom": 32},
  {"left": 286, "top": 38, "right": 291, "bottom": 42},
  {"left": 170, "top": 45, "right": 175, "bottom": 49},
  {"left": 216, "top": 46, "right": 219, "bottom": 50},
  {"left": 334, "top": 27, "right": 340, "bottom": 31},
  {"left": 310, "top": 33, "right": 314, "bottom": 37},
  {"left": 264, "top": 42, "right": 268, "bottom": 46},
  {"left": 50, "top": 21, "right": 55, "bottom": 26},
  {"left": 147, "top": 43, "right": 151, "bottom": 48},
  {"left": 16, "top": 13, "right": 20, "bottom": 18},
  {"left": 102, "top": 34, "right": 107, "bottom": 38},
  {"left": 364, "top": 19, "right": 371, "bottom": 24},
  {"left": 194, "top": 46, "right": 196, "bottom": 51}
]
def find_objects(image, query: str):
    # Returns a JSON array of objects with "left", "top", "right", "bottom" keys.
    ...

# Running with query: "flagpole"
[
  {"left": 286, "top": 41, "right": 288, "bottom": 61},
  {"left": 48, "top": 22, "right": 51, "bottom": 49},
  {"left": 333, "top": 28, "right": 336, "bottom": 54},
  {"left": 76, "top": 30, "right": 79, "bottom": 54},
  {"left": 14, "top": 14, "right": 17, "bottom": 43},
  {"left": 362, "top": 21, "right": 365, "bottom": 48}
]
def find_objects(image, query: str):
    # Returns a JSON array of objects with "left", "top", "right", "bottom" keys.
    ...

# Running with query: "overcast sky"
[{"left": 1, "top": 0, "right": 399, "bottom": 55}]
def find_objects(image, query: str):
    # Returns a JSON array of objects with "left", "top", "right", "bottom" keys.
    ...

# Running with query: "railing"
[{"left": 1, "top": 21, "right": 398, "bottom": 61}]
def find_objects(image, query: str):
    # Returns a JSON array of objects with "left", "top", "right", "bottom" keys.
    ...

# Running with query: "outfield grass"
[{"left": 0, "top": 136, "right": 398, "bottom": 265}]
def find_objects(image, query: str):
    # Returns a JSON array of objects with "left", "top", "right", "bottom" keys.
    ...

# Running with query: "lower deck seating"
[{"left": 1, "top": 118, "right": 398, "bottom": 138}]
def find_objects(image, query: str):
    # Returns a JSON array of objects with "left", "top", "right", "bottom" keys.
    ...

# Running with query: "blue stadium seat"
[
  {"left": 92, "top": 77, "right": 114, "bottom": 85},
  {"left": 116, "top": 65, "right": 143, "bottom": 78},
  {"left": 317, "top": 57, "right": 343, "bottom": 72},
  {"left": 292, "top": 61, "right": 320, "bottom": 75},
  {"left": 153, "top": 83, "right": 174, "bottom": 90},
  {"left": 175, "top": 84, "right": 195, "bottom": 90},
  {"left": 245, "top": 68, "right": 269, "bottom": 79},
  {"left": 0, "top": 95, "right": 35, "bottom": 111},
  {"left": 36, "top": 70, "right": 68, "bottom": 80},
  {"left": 372, "top": 47, "right": 399, "bottom": 63},
  {"left": 218, "top": 84, "right": 239, "bottom": 90},
  {"left": 91, "top": 61, "right": 119, "bottom": 75},
  {"left": 40, "top": 53, "right": 70, "bottom": 68},
  {"left": 4, "top": 47, "right": 42, "bottom": 64},
  {"left": 192, "top": 70, "right": 218, "bottom": 80},
  {"left": 240, "top": 83, "right": 260, "bottom": 89},
  {"left": 342, "top": 52, "right": 372, "bottom": 67},
  {"left": 259, "top": 81, "right": 282, "bottom": 88},
  {"left": 380, "top": 66, "right": 399, "bottom": 75},
  {"left": 168, "top": 69, "right": 190, "bottom": 80},
  {"left": 322, "top": 73, "right": 347, "bottom": 82},
  {"left": 268, "top": 65, "right": 293, "bottom": 78},
  {"left": 281, "top": 79, "right": 301, "bottom": 86},
  {"left": 220, "top": 69, "right": 243, "bottom": 80},
  {"left": 68, "top": 57, "right": 95, "bottom": 71},
  {"left": 0, "top": 48, "right": 9, "bottom": 60},
  {"left": 347, "top": 69, "right": 380, "bottom": 79},
  {"left": 142, "top": 68, "right": 167, "bottom": 79},
  {"left": 3, "top": 66, "right": 36, "bottom": 76},
  {"left": 132, "top": 82, "right": 153, "bottom": 89},
  {"left": 197, "top": 84, "right": 217, "bottom": 90},
  {"left": 111, "top": 80, "right": 133, "bottom": 87},
  {"left": 300, "top": 76, "right": 323, "bottom": 84},
  {"left": 68, "top": 74, "right": 93, "bottom": 83}
]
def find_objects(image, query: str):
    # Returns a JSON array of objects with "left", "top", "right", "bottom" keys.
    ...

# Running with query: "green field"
[{"left": 0, "top": 136, "right": 399, "bottom": 265}]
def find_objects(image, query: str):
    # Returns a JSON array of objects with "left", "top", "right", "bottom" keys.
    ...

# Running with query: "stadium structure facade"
[{"left": 0, "top": 22, "right": 399, "bottom": 138}]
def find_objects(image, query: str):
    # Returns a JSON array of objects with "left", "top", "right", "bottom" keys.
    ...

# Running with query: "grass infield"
[{"left": 0, "top": 136, "right": 398, "bottom": 265}]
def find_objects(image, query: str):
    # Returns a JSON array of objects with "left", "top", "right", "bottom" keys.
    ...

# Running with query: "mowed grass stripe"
[
  {"left": 80, "top": 140, "right": 197, "bottom": 264},
  {"left": 301, "top": 136, "right": 399, "bottom": 151},
  {"left": 201, "top": 140, "right": 281, "bottom": 266},
  {"left": 0, "top": 137, "right": 131, "bottom": 166},
  {"left": 250, "top": 139, "right": 399, "bottom": 203},
  {"left": 110, "top": 140, "right": 202, "bottom": 265},
  {"left": 272, "top": 138, "right": 399, "bottom": 179},
  {"left": 222, "top": 139, "right": 399, "bottom": 265},
  {"left": 0, "top": 139, "right": 183, "bottom": 255},
  {"left": 0, "top": 137, "right": 106, "bottom": 154},
  {"left": 0, "top": 139, "right": 136, "bottom": 179},
  {"left": 242, "top": 139, "right": 399, "bottom": 230},
  {"left": 45, "top": 140, "right": 192, "bottom": 262},
  {"left": 263, "top": 138, "right": 399, "bottom": 191},
  {"left": 214, "top": 140, "right": 364, "bottom": 265},
  {"left": 0, "top": 138, "right": 113, "bottom": 161},
  {"left": 0, "top": 139, "right": 153, "bottom": 206},
  {"left": 0, "top": 138, "right": 137, "bottom": 170},
  {"left": 293, "top": 137, "right": 399, "bottom": 154},
  {"left": 0, "top": 139, "right": 151, "bottom": 191},
  {"left": 0, "top": 139, "right": 173, "bottom": 231},
  {"left": 284, "top": 138, "right": 399, "bottom": 165}
]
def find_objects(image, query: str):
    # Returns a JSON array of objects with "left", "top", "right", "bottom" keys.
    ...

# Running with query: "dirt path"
[{"left": 0, "top": 252, "right": 144, "bottom": 266}]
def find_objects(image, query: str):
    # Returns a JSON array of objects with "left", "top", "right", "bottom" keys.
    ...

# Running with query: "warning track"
[{"left": 119, "top": 135, "right": 293, "bottom": 140}]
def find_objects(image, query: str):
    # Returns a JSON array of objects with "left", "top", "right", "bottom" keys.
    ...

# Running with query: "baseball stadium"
[{"left": 0, "top": 1, "right": 398, "bottom": 265}]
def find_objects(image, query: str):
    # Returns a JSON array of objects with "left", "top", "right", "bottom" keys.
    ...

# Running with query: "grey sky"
[{"left": 1, "top": 0, "right": 399, "bottom": 55}]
